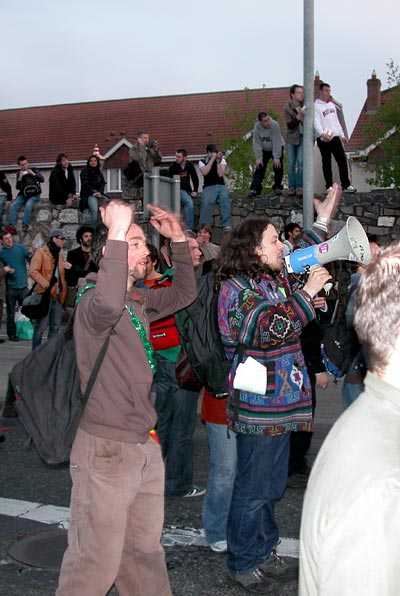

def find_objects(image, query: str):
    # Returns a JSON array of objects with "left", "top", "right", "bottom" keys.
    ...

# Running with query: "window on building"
[{"left": 106, "top": 168, "right": 122, "bottom": 192}]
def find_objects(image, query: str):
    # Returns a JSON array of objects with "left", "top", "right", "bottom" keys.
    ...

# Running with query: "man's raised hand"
[
  {"left": 147, "top": 205, "right": 186, "bottom": 243},
  {"left": 100, "top": 200, "right": 133, "bottom": 241},
  {"left": 313, "top": 182, "right": 342, "bottom": 221}
]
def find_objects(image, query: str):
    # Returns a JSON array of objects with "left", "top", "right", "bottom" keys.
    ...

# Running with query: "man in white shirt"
[
  {"left": 314, "top": 83, "right": 356, "bottom": 193},
  {"left": 299, "top": 241, "right": 400, "bottom": 596}
]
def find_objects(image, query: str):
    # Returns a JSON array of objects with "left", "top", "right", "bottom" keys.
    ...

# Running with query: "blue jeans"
[
  {"left": 202, "top": 423, "right": 237, "bottom": 544},
  {"left": 0, "top": 194, "right": 7, "bottom": 225},
  {"left": 87, "top": 195, "right": 99, "bottom": 226},
  {"left": 32, "top": 298, "right": 64, "bottom": 350},
  {"left": 287, "top": 141, "right": 303, "bottom": 189},
  {"left": 153, "top": 354, "right": 199, "bottom": 496},
  {"left": 227, "top": 432, "right": 290, "bottom": 573},
  {"left": 200, "top": 185, "right": 231, "bottom": 230},
  {"left": 9, "top": 193, "right": 40, "bottom": 226},
  {"left": 342, "top": 381, "right": 364, "bottom": 409},
  {"left": 180, "top": 191, "right": 194, "bottom": 231}
]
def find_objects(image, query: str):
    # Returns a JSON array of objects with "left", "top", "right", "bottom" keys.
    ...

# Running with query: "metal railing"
[{"left": 142, "top": 167, "right": 181, "bottom": 246}]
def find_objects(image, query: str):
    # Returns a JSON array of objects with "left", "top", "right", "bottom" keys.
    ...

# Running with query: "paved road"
[{"left": 0, "top": 340, "right": 344, "bottom": 596}]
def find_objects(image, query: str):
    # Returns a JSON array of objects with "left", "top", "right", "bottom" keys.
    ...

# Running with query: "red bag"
[{"left": 150, "top": 316, "right": 180, "bottom": 351}]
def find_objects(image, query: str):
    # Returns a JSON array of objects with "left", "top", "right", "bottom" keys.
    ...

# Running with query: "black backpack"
[
  {"left": 176, "top": 271, "right": 248, "bottom": 397},
  {"left": 10, "top": 293, "right": 112, "bottom": 465},
  {"left": 20, "top": 173, "right": 41, "bottom": 199}
]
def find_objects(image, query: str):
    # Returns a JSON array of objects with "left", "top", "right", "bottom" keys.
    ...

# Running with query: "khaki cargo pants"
[{"left": 56, "top": 428, "right": 172, "bottom": 596}]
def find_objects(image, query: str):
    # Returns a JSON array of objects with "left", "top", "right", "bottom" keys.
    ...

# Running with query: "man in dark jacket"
[
  {"left": 65, "top": 226, "right": 97, "bottom": 306},
  {"left": 125, "top": 131, "right": 162, "bottom": 189},
  {"left": 49, "top": 153, "right": 77, "bottom": 206},
  {"left": 284, "top": 85, "right": 305, "bottom": 196},
  {"left": 56, "top": 201, "right": 197, "bottom": 596},
  {"left": 0, "top": 172, "right": 12, "bottom": 226},
  {"left": 9, "top": 156, "right": 44, "bottom": 232},
  {"left": 169, "top": 149, "right": 199, "bottom": 231}
]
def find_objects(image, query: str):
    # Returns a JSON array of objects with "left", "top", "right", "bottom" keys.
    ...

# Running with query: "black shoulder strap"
[{"left": 81, "top": 334, "right": 112, "bottom": 406}]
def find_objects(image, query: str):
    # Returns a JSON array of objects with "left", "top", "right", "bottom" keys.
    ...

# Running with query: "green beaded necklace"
[{"left": 76, "top": 282, "right": 156, "bottom": 374}]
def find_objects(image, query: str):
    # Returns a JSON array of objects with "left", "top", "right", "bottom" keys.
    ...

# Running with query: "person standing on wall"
[
  {"left": 314, "top": 82, "right": 356, "bottom": 193},
  {"left": 284, "top": 85, "right": 305, "bottom": 197},
  {"left": 248, "top": 112, "right": 285, "bottom": 198},
  {"left": 79, "top": 155, "right": 106, "bottom": 226}
]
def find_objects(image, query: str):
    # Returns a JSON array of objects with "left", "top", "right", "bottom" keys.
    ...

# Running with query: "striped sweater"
[{"left": 218, "top": 226, "right": 325, "bottom": 436}]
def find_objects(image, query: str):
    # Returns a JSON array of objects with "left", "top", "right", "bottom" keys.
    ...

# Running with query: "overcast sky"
[{"left": 1, "top": 0, "right": 398, "bottom": 134}]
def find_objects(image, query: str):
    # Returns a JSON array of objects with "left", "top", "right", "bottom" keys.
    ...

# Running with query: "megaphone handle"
[{"left": 306, "top": 264, "right": 334, "bottom": 296}]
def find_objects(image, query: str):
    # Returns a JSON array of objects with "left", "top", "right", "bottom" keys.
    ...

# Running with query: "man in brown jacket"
[
  {"left": 56, "top": 200, "right": 197, "bottom": 596},
  {"left": 29, "top": 228, "right": 67, "bottom": 349}
]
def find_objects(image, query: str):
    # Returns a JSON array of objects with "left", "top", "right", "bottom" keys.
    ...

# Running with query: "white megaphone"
[{"left": 285, "top": 217, "right": 371, "bottom": 274}]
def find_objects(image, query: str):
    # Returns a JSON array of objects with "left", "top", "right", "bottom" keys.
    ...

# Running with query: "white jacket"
[
  {"left": 314, "top": 99, "right": 345, "bottom": 139},
  {"left": 299, "top": 372, "right": 400, "bottom": 596}
]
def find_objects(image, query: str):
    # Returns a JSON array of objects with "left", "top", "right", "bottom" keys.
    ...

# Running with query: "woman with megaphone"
[{"left": 216, "top": 184, "right": 342, "bottom": 592}]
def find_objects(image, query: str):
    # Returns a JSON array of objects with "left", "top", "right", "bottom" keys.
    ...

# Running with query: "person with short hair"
[
  {"left": 341, "top": 235, "right": 381, "bottom": 408},
  {"left": 199, "top": 144, "right": 231, "bottom": 232},
  {"left": 56, "top": 201, "right": 196, "bottom": 596},
  {"left": 49, "top": 153, "right": 78, "bottom": 207},
  {"left": 65, "top": 226, "right": 97, "bottom": 307},
  {"left": 299, "top": 241, "right": 400, "bottom": 596},
  {"left": 9, "top": 155, "right": 44, "bottom": 232},
  {"left": 284, "top": 84, "right": 305, "bottom": 196},
  {"left": 196, "top": 224, "right": 220, "bottom": 262},
  {"left": 0, "top": 227, "right": 30, "bottom": 341},
  {"left": 283, "top": 222, "right": 304, "bottom": 255},
  {"left": 79, "top": 155, "right": 106, "bottom": 226},
  {"left": 169, "top": 149, "right": 199, "bottom": 231},
  {"left": 29, "top": 228, "right": 67, "bottom": 350},
  {"left": 125, "top": 131, "right": 162, "bottom": 190},
  {"left": 248, "top": 112, "right": 285, "bottom": 198},
  {"left": 314, "top": 83, "right": 356, "bottom": 193},
  {"left": 0, "top": 172, "right": 12, "bottom": 227}
]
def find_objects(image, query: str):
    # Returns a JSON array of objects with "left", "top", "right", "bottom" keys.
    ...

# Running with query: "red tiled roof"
[
  {"left": 0, "top": 88, "right": 290, "bottom": 167},
  {"left": 347, "top": 87, "right": 397, "bottom": 152}
]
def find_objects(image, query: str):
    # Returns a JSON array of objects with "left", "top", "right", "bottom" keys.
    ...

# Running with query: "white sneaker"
[
  {"left": 182, "top": 485, "right": 206, "bottom": 498},
  {"left": 210, "top": 540, "right": 227, "bottom": 553},
  {"left": 345, "top": 185, "right": 357, "bottom": 193}
]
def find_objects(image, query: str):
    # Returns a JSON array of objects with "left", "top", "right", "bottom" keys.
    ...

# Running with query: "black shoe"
[
  {"left": 273, "top": 187, "right": 283, "bottom": 195},
  {"left": 0, "top": 339, "right": 5, "bottom": 344},
  {"left": 229, "top": 568, "right": 273, "bottom": 593},
  {"left": 247, "top": 191, "right": 258, "bottom": 198},
  {"left": 259, "top": 550, "right": 299, "bottom": 581},
  {"left": 0, "top": 435, "right": 5, "bottom": 444},
  {"left": 9, "top": 336, "right": 20, "bottom": 342}
]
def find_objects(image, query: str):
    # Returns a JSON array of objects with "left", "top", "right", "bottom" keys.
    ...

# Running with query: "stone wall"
[
  {"left": 6, "top": 189, "right": 400, "bottom": 251},
  {"left": 193, "top": 189, "right": 400, "bottom": 244}
]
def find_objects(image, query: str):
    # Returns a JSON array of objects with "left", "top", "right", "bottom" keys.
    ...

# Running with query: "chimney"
[
  {"left": 314, "top": 71, "right": 321, "bottom": 100},
  {"left": 366, "top": 70, "right": 381, "bottom": 112}
]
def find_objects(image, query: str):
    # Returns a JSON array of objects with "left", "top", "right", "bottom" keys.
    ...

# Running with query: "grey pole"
[{"left": 303, "top": 0, "right": 315, "bottom": 229}]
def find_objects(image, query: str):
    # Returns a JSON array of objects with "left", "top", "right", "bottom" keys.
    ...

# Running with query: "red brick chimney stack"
[{"left": 366, "top": 70, "right": 381, "bottom": 113}]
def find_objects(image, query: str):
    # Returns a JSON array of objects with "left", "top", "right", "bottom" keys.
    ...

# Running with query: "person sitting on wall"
[
  {"left": 49, "top": 153, "right": 78, "bottom": 207},
  {"left": 79, "top": 155, "right": 106, "bottom": 226},
  {"left": 9, "top": 155, "right": 44, "bottom": 233}
]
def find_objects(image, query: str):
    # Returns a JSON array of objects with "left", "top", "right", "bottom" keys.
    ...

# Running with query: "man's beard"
[{"left": 82, "top": 240, "right": 92, "bottom": 248}]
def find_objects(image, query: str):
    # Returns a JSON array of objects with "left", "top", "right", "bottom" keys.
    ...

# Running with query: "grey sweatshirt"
[{"left": 252, "top": 119, "right": 285, "bottom": 160}]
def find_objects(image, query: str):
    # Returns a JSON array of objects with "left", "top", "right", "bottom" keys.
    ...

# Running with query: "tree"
[{"left": 367, "top": 60, "right": 400, "bottom": 188}]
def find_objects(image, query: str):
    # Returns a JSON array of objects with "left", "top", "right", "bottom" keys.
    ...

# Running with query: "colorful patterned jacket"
[{"left": 218, "top": 226, "right": 325, "bottom": 436}]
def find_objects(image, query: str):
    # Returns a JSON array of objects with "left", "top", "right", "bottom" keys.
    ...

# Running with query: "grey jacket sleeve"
[{"left": 252, "top": 125, "right": 263, "bottom": 161}]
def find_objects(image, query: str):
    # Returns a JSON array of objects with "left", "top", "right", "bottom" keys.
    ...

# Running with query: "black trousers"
[
  {"left": 289, "top": 372, "right": 316, "bottom": 475},
  {"left": 6, "top": 286, "right": 28, "bottom": 339},
  {"left": 317, "top": 136, "right": 350, "bottom": 189},
  {"left": 250, "top": 149, "right": 284, "bottom": 194}
]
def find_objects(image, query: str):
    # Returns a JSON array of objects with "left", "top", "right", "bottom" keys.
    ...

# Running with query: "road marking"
[{"left": 0, "top": 498, "right": 299, "bottom": 558}]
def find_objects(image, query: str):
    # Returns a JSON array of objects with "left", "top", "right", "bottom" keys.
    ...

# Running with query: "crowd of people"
[
  {"left": 0, "top": 79, "right": 357, "bottom": 245},
  {"left": 0, "top": 169, "right": 396, "bottom": 595}
]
